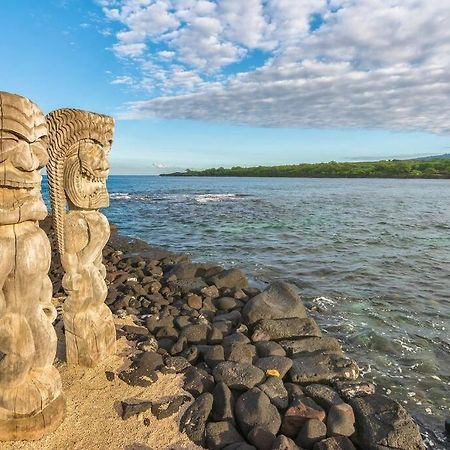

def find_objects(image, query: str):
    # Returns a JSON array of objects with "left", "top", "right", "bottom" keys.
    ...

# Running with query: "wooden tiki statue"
[
  {"left": 0, "top": 91, "right": 65, "bottom": 440},
  {"left": 46, "top": 109, "right": 116, "bottom": 367}
]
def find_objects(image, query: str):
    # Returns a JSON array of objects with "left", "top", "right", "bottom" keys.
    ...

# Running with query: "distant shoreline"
[{"left": 161, "top": 158, "right": 450, "bottom": 179}]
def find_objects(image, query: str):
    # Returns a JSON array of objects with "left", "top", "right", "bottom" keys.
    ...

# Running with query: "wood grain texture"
[
  {"left": 0, "top": 91, "right": 65, "bottom": 441},
  {"left": 47, "top": 108, "right": 116, "bottom": 367}
]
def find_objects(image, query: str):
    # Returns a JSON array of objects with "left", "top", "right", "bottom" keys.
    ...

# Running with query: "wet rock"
[
  {"left": 213, "top": 361, "right": 265, "bottom": 391},
  {"left": 183, "top": 366, "right": 215, "bottom": 397},
  {"left": 351, "top": 394, "right": 425, "bottom": 450},
  {"left": 206, "top": 421, "right": 245, "bottom": 450},
  {"left": 248, "top": 426, "right": 276, "bottom": 450},
  {"left": 235, "top": 388, "right": 282, "bottom": 437},
  {"left": 312, "top": 436, "right": 356, "bottom": 450},
  {"left": 333, "top": 380, "right": 375, "bottom": 401},
  {"left": 251, "top": 318, "right": 322, "bottom": 342},
  {"left": 271, "top": 435, "right": 300, "bottom": 450},
  {"left": 212, "top": 381, "right": 235, "bottom": 422},
  {"left": 303, "top": 385, "right": 344, "bottom": 411},
  {"left": 295, "top": 419, "right": 327, "bottom": 449},
  {"left": 326, "top": 403, "right": 355, "bottom": 437},
  {"left": 119, "top": 351, "right": 164, "bottom": 387},
  {"left": 242, "top": 282, "right": 306, "bottom": 325},
  {"left": 180, "top": 392, "right": 214, "bottom": 446},
  {"left": 180, "top": 323, "right": 211, "bottom": 344},
  {"left": 258, "top": 377, "right": 289, "bottom": 410},
  {"left": 255, "top": 356, "right": 293, "bottom": 378},
  {"left": 282, "top": 397, "right": 326, "bottom": 437},
  {"left": 209, "top": 268, "right": 248, "bottom": 290},
  {"left": 226, "top": 344, "right": 257, "bottom": 364},
  {"left": 279, "top": 337, "right": 343, "bottom": 357},
  {"left": 289, "top": 354, "right": 359, "bottom": 384},
  {"left": 255, "top": 341, "right": 286, "bottom": 357},
  {"left": 121, "top": 399, "right": 153, "bottom": 420},
  {"left": 151, "top": 395, "right": 190, "bottom": 419}
]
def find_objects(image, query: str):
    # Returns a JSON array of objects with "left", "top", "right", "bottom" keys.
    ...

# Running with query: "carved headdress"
[{"left": 46, "top": 109, "right": 114, "bottom": 254}]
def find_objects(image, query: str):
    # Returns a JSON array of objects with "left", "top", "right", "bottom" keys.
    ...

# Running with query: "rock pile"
[{"left": 42, "top": 218, "right": 425, "bottom": 450}]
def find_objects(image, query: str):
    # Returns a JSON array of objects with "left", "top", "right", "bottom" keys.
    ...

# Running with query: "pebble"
[
  {"left": 151, "top": 395, "right": 190, "bottom": 419},
  {"left": 187, "top": 293, "right": 203, "bottom": 310},
  {"left": 121, "top": 399, "right": 153, "bottom": 420}
]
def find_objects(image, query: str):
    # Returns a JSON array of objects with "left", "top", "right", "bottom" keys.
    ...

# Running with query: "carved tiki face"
[
  {"left": 53, "top": 110, "right": 113, "bottom": 210},
  {"left": 0, "top": 91, "right": 48, "bottom": 224}
]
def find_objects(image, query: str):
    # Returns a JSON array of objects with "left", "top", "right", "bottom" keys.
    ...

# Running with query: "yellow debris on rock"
[{"left": 266, "top": 369, "right": 281, "bottom": 377}]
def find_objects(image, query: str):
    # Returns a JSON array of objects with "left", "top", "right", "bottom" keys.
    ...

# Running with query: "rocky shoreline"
[{"left": 42, "top": 217, "right": 426, "bottom": 450}]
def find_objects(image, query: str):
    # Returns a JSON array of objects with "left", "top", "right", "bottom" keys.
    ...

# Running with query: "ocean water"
[{"left": 47, "top": 176, "right": 450, "bottom": 447}]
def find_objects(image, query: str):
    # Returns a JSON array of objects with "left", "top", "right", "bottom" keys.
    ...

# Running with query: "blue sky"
[{"left": 1, "top": 0, "right": 449, "bottom": 174}]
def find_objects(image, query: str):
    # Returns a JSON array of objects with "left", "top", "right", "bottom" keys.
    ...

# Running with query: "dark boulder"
[
  {"left": 213, "top": 361, "right": 265, "bottom": 391},
  {"left": 289, "top": 354, "right": 359, "bottom": 384},
  {"left": 242, "top": 282, "right": 306, "bottom": 325},
  {"left": 206, "top": 421, "right": 245, "bottom": 450},
  {"left": 119, "top": 351, "right": 164, "bottom": 387},
  {"left": 179, "top": 393, "right": 214, "bottom": 446},
  {"left": 251, "top": 318, "right": 322, "bottom": 342},
  {"left": 235, "top": 388, "right": 282, "bottom": 437},
  {"left": 350, "top": 394, "right": 425, "bottom": 450},
  {"left": 212, "top": 381, "right": 235, "bottom": 422},
  {"left": 209, "top": 268, "right": 249, "bottom": 290},
  {"left": 255, "top": 356, "right": 293, "bottom": 378}
]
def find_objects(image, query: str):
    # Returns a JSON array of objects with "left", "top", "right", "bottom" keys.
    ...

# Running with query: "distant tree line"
[{"left": 162, "top": 159, "right": 450, "bottom": 179}]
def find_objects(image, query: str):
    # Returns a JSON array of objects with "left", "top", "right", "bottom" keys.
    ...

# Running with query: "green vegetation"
[{"left": 162, "top": 158, "right": 450, "bottom": 179}]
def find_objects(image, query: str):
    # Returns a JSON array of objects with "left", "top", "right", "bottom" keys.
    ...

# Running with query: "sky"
[{"left": 1, "top": 0, "right": 450, "bottom": 174}]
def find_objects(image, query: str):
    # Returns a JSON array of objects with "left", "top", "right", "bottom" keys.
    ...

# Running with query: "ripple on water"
[{"left": 101, "top": 177, "right": 450, "bottom": 448}]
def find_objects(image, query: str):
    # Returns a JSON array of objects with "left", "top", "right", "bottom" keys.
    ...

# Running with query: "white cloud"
[
  {"left": 100, "top": 0, "right": 450, "bottom": 133},
  {"left": 111, "top": 75, "right": 134, "bottom": 84}
]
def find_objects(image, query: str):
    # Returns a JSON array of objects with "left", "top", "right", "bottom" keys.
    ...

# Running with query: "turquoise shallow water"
[{"left": 48, "top": 176, "right": 450, "bottom": 447}]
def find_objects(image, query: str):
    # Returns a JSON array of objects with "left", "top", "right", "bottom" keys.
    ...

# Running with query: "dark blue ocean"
[{"left": 46, "top": 176, "right": 450, "bottom": 446}]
